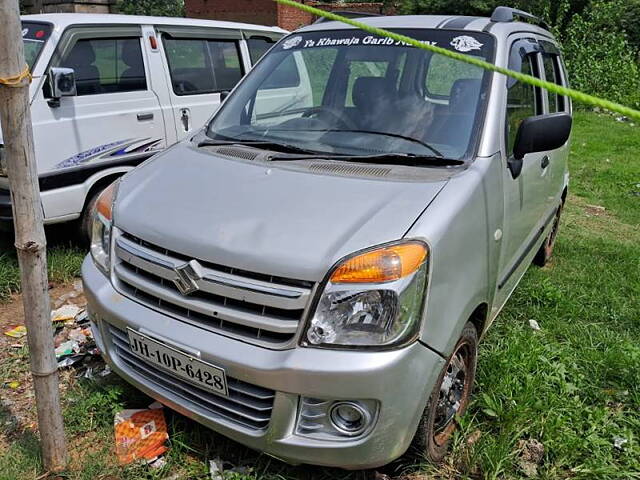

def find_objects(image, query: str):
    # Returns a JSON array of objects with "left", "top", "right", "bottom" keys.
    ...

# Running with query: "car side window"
[
  {"left": 542, "top": 54, "right": 567, "bottom": 112},
  {"left": 61, "top": 37, "right": 147, "bottom": 96},
  {"left": 425, "top": 54, "right": 483, "bottom": 98},
  {"left": 164, "top": 38, "right": 243, "bottom": 95},
  {"left": 260, "top": 55, "right": 300, "bottom": 90},
  {"left": 506, "top": 53, "right": 541, "bottom": 156}
]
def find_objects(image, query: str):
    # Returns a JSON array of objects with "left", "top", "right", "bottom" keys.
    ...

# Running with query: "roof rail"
[
  {"left": 313, "top": 11, "right": 382, "bottom": 24},
  {"left": 490, "top": 6, "right": 550, "bottom": 30}
]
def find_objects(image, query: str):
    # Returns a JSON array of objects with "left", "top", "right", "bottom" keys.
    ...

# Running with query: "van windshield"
[
  {"left": 207, "top": 29, "right": 495, "bottom": 161},
  {"left": 21, "top": 22, "right": 52, "bottom": 69}
]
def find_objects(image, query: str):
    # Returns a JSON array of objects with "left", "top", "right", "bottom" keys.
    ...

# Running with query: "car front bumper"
[{"left": 82, "top": 256, "right": 445, "bottom": 469}]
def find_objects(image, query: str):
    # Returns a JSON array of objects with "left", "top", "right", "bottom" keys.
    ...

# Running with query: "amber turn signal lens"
[
  {"left": 96, "top": 182, "right": 117, "bottom": 222},
  {"left": 330, "top": 242, "right": 428, "bottom": 284}
]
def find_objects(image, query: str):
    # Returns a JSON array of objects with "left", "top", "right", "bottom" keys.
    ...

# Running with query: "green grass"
[
  {"left": 0, "top": 111, "right": 638, "bottom": 479},
  {"left": 0, "top": 233, "right": 85, "bottom": 301}
]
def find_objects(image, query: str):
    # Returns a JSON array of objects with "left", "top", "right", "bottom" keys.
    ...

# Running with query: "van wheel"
[
  {"left": 533, "top": 204, "right": 563, "bottom": 267},
  {"left": 78, "top": 188, "right": 102, "bottom": 245},
  {"left": 412, "top": 322, "right": 477, "bottom": 463}
]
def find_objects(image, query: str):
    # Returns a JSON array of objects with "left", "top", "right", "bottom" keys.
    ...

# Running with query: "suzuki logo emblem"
[{"left": 173, "top": 260, "right": 202, "bottom": 295}]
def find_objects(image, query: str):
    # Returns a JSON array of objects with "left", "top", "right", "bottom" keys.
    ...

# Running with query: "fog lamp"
[{"left": 329, "top": 402, "right": 369, "bottom": 436}]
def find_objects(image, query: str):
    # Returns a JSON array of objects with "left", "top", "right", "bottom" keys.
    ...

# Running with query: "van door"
[
  {"left": 495, "top": 38, "right": 549, "bottom": 302},
  {"left": 158, "top": 27, "right": 245, "bottom": 139},
  {"left": 30, "top": 26, "right": 166, "bottom": 218}
]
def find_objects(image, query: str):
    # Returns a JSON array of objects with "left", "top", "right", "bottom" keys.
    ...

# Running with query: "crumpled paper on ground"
[
  {"left": 51, "top": 304, "right": 82, "bottom": 322},
  {"left": 115, "top": 404, "right": 168, "bottom": 465}
]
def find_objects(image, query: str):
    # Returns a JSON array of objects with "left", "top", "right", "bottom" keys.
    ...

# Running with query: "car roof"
[
  {"left": 21, "top": 13, "right": 287, "bottom": 34},
  {"left": 297, "top": 14, "right": 553, "bottom": 38}
]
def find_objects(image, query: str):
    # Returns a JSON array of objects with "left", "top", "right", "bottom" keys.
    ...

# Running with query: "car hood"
[{"left": 115, "top": 143, "right": 451, "bottom": 282}]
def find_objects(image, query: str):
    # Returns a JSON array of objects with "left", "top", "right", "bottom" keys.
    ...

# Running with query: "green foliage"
[
  {"left": 400, "top": 0, "right": 640, "bottom": 109},
  {"left": 117, "top": 0, "right": 185, "bottom": 17},
  {"left": 563, "top": 1, "right": 640, "bottom": 108}
]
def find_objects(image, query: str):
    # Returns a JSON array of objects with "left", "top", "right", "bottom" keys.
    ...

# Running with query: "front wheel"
[{"left": 412, "top": 322, "right": 478, "bottom": 463}]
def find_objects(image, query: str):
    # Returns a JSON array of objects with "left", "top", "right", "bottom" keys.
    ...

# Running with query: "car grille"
[
  {"left": 112, "top": 230, "right": 314, "bottom": 349},
  {"left": 108, "top": 324, "right": 275, "bottom": 431}
]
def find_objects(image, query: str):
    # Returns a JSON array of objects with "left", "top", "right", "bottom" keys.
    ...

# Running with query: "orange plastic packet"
[{"left": 114, "top": 404, "right": 168, "bottom": 464}]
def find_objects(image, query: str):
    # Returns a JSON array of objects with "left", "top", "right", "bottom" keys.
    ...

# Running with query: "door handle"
[
  {"left": 541, "top": 155, "right": 550, "bottom": 169},
  {"left": 137, "top": 113, "right": 154, "bottom": 121},
  {"left": 180, "top": 108, "right": 191, "bottom": 132}
]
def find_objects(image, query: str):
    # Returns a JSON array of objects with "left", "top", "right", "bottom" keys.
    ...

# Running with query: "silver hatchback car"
[{"left": 83, "top": 6, "right": 572, "bottom": 469}]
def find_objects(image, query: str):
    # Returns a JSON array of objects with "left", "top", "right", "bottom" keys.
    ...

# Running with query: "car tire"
[
  {"left": 533, "top": 203, "right": 563, "bottom": 267},
  {"left": 412, "top": 322, "right": 478, "bottom": 463},
  {"left": 78, "top": 187, "right": 102, "bottom": 246}
]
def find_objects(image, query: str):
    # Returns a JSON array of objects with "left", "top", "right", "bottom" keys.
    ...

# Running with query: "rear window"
[{"left": 21, "top": 22, "right": 52, "bottom": 69}]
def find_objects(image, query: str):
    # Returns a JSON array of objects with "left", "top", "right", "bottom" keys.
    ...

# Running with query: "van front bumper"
[{"left": 82, "top": 256, "right": 445, "bottom": 469}]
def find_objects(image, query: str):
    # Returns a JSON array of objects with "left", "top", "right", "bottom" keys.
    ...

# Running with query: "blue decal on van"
[{"left": 55, "top": 138, "right": 163, "bottom": 169}]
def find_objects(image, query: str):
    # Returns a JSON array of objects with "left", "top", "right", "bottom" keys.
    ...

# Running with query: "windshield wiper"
[
  {"left": 198, "top": 138, "right": 322, "bottom": 156},
  {"left": 265, "top": 128, "right": 445, "bottom": 158},
  {"left": 270, "top": 152, "right": 463, "bottom": 167}
]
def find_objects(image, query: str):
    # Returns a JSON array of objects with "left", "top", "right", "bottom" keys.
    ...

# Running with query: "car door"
[
  {"left": 495, "top": 37, "right": 549, "bottom": 300},
  {"left": 31, "top": 26, "right": 166, "bottom": 180},
  {"left": 158, "top": 27, "right": 245, "bottom": 140}
]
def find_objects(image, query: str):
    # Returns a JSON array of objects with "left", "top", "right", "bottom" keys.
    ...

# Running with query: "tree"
[{"left": 117, "top": 0, "right": 184, "bottom": 17}]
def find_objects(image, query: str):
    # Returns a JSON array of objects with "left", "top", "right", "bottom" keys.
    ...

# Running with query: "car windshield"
[
  {"left": 21, "top": 22, "right": 52, "bottom": 69},
  {"left": 207, "top": 29, "right": 495, "bottom": 161}
]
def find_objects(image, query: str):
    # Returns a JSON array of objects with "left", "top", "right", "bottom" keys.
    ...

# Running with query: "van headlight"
[
  {"left": 303, "top": 241, "right": 429, "bottom": 349},
  {"left": 90, "top": 181, "right": 119, "bottom": 275}
]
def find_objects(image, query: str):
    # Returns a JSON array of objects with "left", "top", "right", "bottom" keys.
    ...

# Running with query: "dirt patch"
[{"left": 0, "top": 282, "right": 87, "bottom": 436}]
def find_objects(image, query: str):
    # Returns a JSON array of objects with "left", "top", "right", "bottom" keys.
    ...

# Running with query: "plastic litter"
[
  {"left": 51, "top": 304, "right": 81, "bottom": 322},
  {"left": 149, "top": 456, "right": 167, "bottom": 469},
  {"left": 55, "top": 340, "right": 79, "bottom": 358},
  {"left": 4, "top": 325, "right": 27, "bottom": 338},
  {"left": 99, "top": 365, "right": 112, "bottom": 377},
  {"left": 613, "top": 436, "right": 628, "bottom": 450},
  {"left": 5, "top": 381, "right": 20, "bottom": 389},
  {"left": 209, "top": 458, "right": 246, "bottom": 479},
  {"left": 114, "top": 405, "right": 168, "bottom": 465},
  {"left": 528, "top": 319, "right": 541, "bottom": 331}
]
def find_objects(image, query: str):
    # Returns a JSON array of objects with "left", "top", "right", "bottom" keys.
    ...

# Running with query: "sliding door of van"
[{"left": 158, "top": 27, "right": 245, "bottom": 140}]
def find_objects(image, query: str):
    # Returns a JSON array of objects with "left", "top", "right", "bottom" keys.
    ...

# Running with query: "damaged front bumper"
[{"left": 82, "top": 256, "right": 445, "bottom": 469}]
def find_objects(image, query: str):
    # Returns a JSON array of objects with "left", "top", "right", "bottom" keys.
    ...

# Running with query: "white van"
[{"left": 0, "top": 14, "right": 295, "bottom": 238}]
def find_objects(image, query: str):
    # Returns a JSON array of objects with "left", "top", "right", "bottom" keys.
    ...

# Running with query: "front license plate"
[{"left": 127, "top": 329, "right": 228, "bottom": 396}]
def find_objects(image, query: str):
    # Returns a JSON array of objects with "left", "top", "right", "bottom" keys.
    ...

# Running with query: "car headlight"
[
  {"left": 90, "top": 181, "right": 119, "bottom": 275},
  {"left": 303, "top": 241, "right": 429, "bottom": 349}
]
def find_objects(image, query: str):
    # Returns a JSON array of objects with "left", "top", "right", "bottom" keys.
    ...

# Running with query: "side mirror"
[
  {"left": 508, "top": 113, "right": 572, "bottom": 178},
  {"left": 47, "top": 67, "right": 76, "bottom": 106},
  {"left": 514, "top": 113, "right": 572, "bottom": 160}
]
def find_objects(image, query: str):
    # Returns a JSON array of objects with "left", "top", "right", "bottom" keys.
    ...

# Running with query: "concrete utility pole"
[{"left": 0, "top": 0, "right": 68, "bottom": 472}]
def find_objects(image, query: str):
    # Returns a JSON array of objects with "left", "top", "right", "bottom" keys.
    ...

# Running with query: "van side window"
[
  {"left": 247, "top": 37, "right": 275, "bottom": 64},
  {"left": 506, "top": 54, "right": 541, "bottom": 156},
  {"left": 61, "top": 38, "right": 147, "bottom": 96},
  {"left": 164, "top": 38, "right": 243, "bottom": 95}
]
